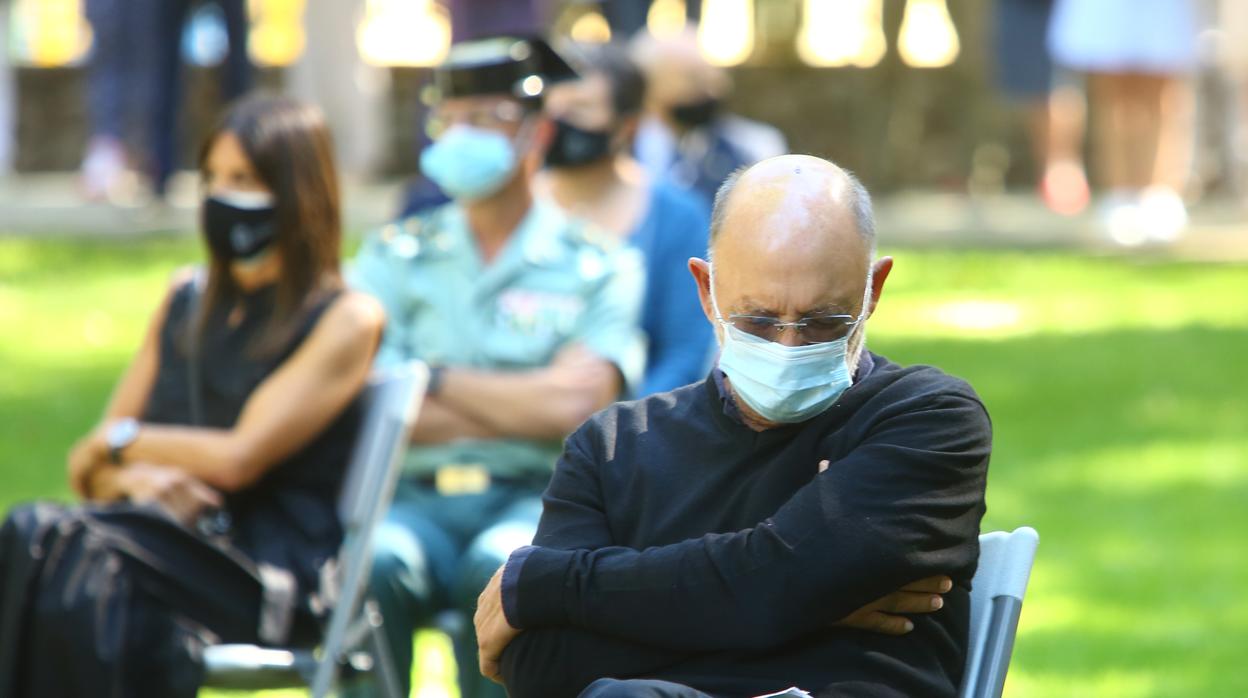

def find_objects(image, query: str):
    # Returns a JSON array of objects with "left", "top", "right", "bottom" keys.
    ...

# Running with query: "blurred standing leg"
[
  {"left": 993, "top": 0, "right": 1087, "bottom": 214},
  {"left": 219, "top": 0, "right": 253, "bottom": 99},
  {"left": 1088, "top": 73, "right": 1135, "bottom": 193},
  {"left": 150, "top": 0, "right": 252, "bottom": 199},
  {"left": 1150, "top": 74, "right": 1194, "bottom": 194},
  {"left": 1042, "top": 81, "right": 1089, "bottom": 215},
  {"left": 82, "top": 0, "right": 131, "bottom": 201},
  {"left": 150, "top": 0, "right": 193, "bottom": 199}
]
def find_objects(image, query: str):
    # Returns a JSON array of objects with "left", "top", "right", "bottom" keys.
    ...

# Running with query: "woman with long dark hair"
[{"left": 0, "top": 94, "right": 383, "bottom": 696}]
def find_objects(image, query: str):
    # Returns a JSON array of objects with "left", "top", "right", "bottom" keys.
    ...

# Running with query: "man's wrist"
[
  {"left": 501, "top": 546, "right": 537, "bottom": 628},
  {"left": 508, "top": 546, "right": 577, "bottom": 629},
  {"left": 425, "top": 365, "right": 446, "bottom": 398}
]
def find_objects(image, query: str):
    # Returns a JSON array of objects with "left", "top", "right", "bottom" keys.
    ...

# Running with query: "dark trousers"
[
  {"left": 84, "top": 0, "right": 159, "bottom": 142},
  {"left": 150, "top": 0, "right": 251, "bottom": 196},
  {"left": 0, "top": 502, "right": 314, "bottom": 698}
]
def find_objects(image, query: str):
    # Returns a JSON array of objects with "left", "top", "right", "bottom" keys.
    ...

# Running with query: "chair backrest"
[
  {"left": 310, "top": 362, "right": 427, "bottom": 696},
  {"left": 959, "top": 527, "right": 1039, "bottom": 698},
  {"left": 336, "top": 361, "right": 428, "bottom": 528}
]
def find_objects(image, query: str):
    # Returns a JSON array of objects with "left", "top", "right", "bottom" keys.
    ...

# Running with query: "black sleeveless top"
[{"left": 144, "top": 279, "right": 361, "bottom": 590}]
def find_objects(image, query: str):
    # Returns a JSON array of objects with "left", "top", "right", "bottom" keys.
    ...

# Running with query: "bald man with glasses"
[{"left": 473, "top": 155, "right": 992, "bottom": 698}]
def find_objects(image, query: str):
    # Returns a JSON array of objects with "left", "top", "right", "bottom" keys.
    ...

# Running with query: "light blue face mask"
[
  {"left": 711, "top": 267, "right": 871, "bottom": 424},
  {"left": 419, "top": 124, "right": 519, "bottom": 201}
]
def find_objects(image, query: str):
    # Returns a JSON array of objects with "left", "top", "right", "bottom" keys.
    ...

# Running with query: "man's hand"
[
  {"left": 832, "top": 575, "right": 953, "bottom": 635},
  {"left": 117, "top": 463, "right": 223, "bottom": 527},
  {"left": 475, "top": 565, "right": 521, "bottom": 683}
]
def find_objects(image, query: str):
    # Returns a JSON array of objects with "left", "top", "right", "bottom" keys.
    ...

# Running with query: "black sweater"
[{"left": 500, "top": 353, "right": 992, "bottom": 698}]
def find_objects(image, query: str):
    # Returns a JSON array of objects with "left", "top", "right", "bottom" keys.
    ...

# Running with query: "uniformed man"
[{"left": 348, "top": 35, "right": 645, "bottom": 698}]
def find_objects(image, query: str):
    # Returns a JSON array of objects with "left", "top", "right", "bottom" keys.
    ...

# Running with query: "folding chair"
[
  {"left": 201, "top": 361, "right": 429, "bottom": 698},
  {"left": 959, "top": 526, "right": 1040, "bottom": 698}
]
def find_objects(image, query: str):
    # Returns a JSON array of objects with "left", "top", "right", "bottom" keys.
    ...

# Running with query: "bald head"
[
  {"left": 688, "top": 154, "right": 889, "bottom": 355},
  {"left": 709, "top": 155, "right": 876, "bottom": 261}
]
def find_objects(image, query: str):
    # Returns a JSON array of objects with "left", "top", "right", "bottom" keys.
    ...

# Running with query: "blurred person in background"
[
  {"left": 81, "top": 0, "right": 159, "bottom": 202},
  {"left": 396, "top": 0, "right": 548, "bottom": 220},
  {"left": 151, "top": 0, "right": 252, "bottom": 199},
  {"left": 1049, "top": 0, "right": 1199, "bottom": 244},
  {"left": 630, "top": 27, "right": 787, "bottom": 210},
  {"left": 1218, "top": 0, "right": 1248, "bottom": 201},
  {"left": 992, "top": 0, "right": 1088, "bottom": 215},
  {"left": 348, "top": 36, "right": 645, "bottom": 698},
  {"left": 0, "top": 0, "right": 13, "bottom": 177},
  {"left": 538, "top": 41, "right": 713, "bottom": 396},
  {"left": 0, "top": 95, "right": 383, "bottom": 696}
]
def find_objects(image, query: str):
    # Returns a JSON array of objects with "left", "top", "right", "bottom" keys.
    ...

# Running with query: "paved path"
[{"left": 2, "top": 173, "right": 1246, "bottom": 262}]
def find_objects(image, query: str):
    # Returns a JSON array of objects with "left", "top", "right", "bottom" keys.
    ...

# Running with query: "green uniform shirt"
[{"left": 350, "top": 199, "right": 646, "bottom": 480}]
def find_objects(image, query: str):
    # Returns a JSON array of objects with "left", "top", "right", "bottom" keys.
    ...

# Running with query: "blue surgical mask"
[
  {"left": 711, "top": 267, "right": 871, "bottom": 423},
  {"left": 420, "top": 124, "right": 518, "bottom": 201}
]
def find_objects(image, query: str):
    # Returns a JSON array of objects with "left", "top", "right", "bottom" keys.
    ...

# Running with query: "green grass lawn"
[{"left": 2, "top": 236, "right": 1245, "bottom": 697}]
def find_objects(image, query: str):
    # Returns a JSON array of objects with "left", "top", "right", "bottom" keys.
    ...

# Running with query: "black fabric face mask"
[
  {"left": 670, "top": 97, "right": 721, "bottom": 128},
  {"left": 201, "top": 193, "right": 278, "bottom": 261},
  {"left": 544, "top": 118, "right": 614, "bottom": 168}
]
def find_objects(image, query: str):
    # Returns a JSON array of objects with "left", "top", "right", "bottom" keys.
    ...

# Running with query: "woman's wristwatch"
[{"left": 106, "top": 417, "right": 140, "bottom": 464}]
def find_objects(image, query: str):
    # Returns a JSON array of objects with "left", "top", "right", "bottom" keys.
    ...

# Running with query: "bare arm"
[
  {"left": 77, "top": 291, "right": 384, "bottom": 493},
  {"left": 436, "top": 345, "right": 622, "bottom": 441},
  {"left": 69, "top": 271, "right": 190, "bottom": 499}
]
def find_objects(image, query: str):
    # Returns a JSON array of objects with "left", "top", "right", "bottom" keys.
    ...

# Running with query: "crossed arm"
[
  {"left": 69, "top": 276, "right": 384, "bottom": 519},
  {"left": 478, "top": 391, "right": 991, "bottom": 695},
  {"left": 409, "top": 345, "right": 622, "bottom": 444},
  {"left": 351, "top": 228, "right": 641, "bottom": 446}
]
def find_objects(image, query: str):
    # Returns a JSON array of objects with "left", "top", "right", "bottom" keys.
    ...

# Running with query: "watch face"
[{"left": 109, "top": 418, "right": 140, "bottom": 450}]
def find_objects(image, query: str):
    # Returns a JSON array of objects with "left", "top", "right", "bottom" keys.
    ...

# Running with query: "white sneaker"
[
  {"left": 1138, "top": 186, "right": 1188, "bottom": 243},
  {"left": 1098, "top": 190, "right": 1148, "bottom": 247}
]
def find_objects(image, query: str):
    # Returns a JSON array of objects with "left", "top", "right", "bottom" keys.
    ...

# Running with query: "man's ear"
[
  {"left": 868, "top": 256, "right": 893, "bottom": 316},
  {"left": 688, "top": 257, "right": 717, "bottom": 328}
]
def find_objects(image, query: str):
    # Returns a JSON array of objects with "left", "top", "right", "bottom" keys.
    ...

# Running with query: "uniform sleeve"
[
  {"left": 499, "top": 424, "right": 690, "bottom": 696},
  {"left": 508, "top": 390, "right": 992, "bottom": 652},
  {"left": 347, "top": 230, "right": 411, "bottom": 370},
  {"left": 574, "top": 245, "right": 647, "bottom": 397},
  {"left": 639, "top": 194, "right": 713, "bottom": 396}
]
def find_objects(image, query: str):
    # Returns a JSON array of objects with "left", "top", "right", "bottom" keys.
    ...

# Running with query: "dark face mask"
[
  {"left": 201, "top": 193, "right": 278, "bottom": 261},
  {"left": 670, "top": 97, "right": 721, "bottom": 128},
  {"left": 544, "top": 118, "right": 614, "bottom": 169}
]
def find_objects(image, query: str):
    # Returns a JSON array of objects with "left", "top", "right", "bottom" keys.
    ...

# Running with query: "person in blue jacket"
[{"left": 537, "top": 41, "right": 713, "bottom": 396}]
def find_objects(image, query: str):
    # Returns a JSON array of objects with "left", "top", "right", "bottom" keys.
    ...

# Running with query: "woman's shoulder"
[
  {"left": 154, "top": 266, "right": 203, "bottom": 326},
  {"left": 314, "top": 288, "right": 386, "bottom": 341}
]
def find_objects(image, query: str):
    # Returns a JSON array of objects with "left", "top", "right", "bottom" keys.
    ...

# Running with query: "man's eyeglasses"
[
  {"left": 721, "top": 313, "right": 861, "bottom": 344},
  {"left": 424, "top": 101, "right": 527, "bottom": 139}
]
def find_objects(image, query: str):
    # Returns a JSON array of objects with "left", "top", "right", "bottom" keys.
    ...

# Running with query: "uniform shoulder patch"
[{"left": 371, "top": 206, "right": 451, "bottom": 260}]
